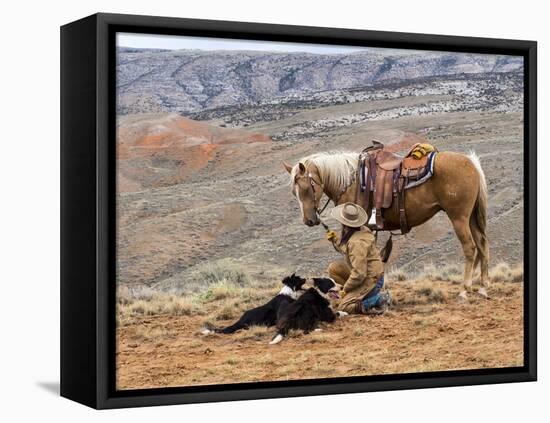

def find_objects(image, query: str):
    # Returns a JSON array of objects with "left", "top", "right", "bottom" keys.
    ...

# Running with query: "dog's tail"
[
  {"left": 201, "top": 321, "right": 246, "bottom": 335},
  {"left": 200, "top": 324, "right": 219, "bottom": 335}
]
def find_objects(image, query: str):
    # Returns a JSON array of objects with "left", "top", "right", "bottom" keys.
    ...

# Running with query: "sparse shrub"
[
  {"left": 420, "top": 264, "right": 439, "bottom": 281},
  {"left": 438, "top": 264, "right": 462, "bottom": 283},
  {"left": 417, "top": 286, "right": 434, "bottom": 297},
  {"left": 414, "top": 282, "right": 447, "bottom": 303},
  {"left": 353, "top": 328, "right": 365, "bottom": 337},
  {"left": 117, "top": 290, "right": 201, "bottom": 320},
  {"left": 391, "top": 262, "right": 523, "bottom": 285},
  {"left": 199, "top": 279, "right": 241, "bottom": 302},
  {"left": 490, "top": 262, "right": 523, "bottom": 283},
  {"left": 117, "top": 285, "right": 158, "bottom": 304},
  {"left": 510, "top": 265, "right": 524, "bottom": 282},
  {"left": 193, "top": 259, "right": 252, "bottom": 288},
  {"left": 429, "top": 289, "right": 447, "bottom": 303},
  {"left": 388, "top": 268, "right": 409, "bottom": 282},
  {"left": 131, "top": 325, "right": 169, "bottom": 342},
  {"left": 215, "top": 304, "right": 238, "bottom": 321},
  {"left": 163, "top": 296, "right": 200, "bottom": 316}
]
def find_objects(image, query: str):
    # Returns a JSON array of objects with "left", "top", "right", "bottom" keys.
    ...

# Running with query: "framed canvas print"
[{"left": 60, "top": 13, "right": 537, "bottom": 409}]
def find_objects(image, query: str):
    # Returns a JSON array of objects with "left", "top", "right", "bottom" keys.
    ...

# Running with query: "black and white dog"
[
  {"left": 201, "top": 274, "right": 306, "bottom": 334},
  {"left": 269, "top": 277, "right": 346, "bottom": 345}
]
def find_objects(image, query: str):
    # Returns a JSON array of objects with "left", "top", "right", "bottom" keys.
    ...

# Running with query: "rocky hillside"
[
  {"left": 116, "top": 47, "right": 524, "bottom": 291},
  {"left": 116, "top": 48, "right": 523, "bottom": 116}
]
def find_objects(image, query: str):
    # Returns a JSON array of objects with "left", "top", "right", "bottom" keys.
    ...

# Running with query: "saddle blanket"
[{"left": 403, "top": 151, "right": 437, "bottom": 190}]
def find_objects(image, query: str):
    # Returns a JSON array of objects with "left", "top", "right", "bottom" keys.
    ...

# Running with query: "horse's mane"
[{"left": 290, "top": 151, "right": 358, "bottom": 195}]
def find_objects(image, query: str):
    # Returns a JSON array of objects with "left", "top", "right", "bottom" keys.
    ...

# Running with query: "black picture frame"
[{"left": 60, "top": 12, "right": 537, "bottom": 409}]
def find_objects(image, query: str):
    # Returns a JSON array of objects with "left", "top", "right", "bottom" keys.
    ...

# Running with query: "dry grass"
[
  {"left": 117, "top": 262, "right": 523, "bottom": 325},
  {"left": 414, "top": 282, "right": 448, "bottom": 303},
  {"left": 117, "top": 262, "right": 267, "bottom": 325},
  {"left": 489, "top": 262, "right": 524, "bottom": 283},
  {"left": 387, "top": 262, "right": 523, "bottom": 284},
  {"left": 130, "top": 325, "right": 170, "bottom": 342},
  {"left": 116, "top": 261, "right": 524, "bottom": 390},
  {"left": 117, "top": 286, "right": 203, "bottom": 326},
  {"left": 189, "top": 259, "right": 252, "bottom": 289},
  {"left": 198, "top": 279, "right": 242, "bottom": 301}
]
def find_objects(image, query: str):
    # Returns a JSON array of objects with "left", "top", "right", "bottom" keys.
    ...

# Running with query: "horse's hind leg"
[
  {"left": 470, "top": 217, "right": 490, "bottom": 298},
  {"left": 449, "top": 215, "right": 477, "bottom": 301}
]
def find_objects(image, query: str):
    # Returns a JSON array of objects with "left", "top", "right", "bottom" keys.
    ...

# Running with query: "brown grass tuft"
[
  {"left": 414, "top": 283, "right": 447, "bottom": 303},
  {"left": 117, "top": 288, "right": 202, "bottom": 324},
  {"left": 130, "top": 325, "right": 170, "bottom": 342},
  {"left": 214, "top": 304, "right": 239, "bottom": 321},
  {"left": 192, "top": 259, "right": 252, "bottom": 288},
  {"left": 490, "top": 262, "right": 523, "bottom": 283}
]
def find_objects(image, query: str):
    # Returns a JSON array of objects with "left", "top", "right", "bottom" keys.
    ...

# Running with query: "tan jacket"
[{"left": 332, "top": 227, "right": 384, "bottom": 312}]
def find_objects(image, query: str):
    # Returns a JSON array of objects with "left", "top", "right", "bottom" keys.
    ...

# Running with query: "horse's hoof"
[
  {"left": 458, "top": 291, "right": 469, "bottom": 302},
  {"left": 336, "top": 311, "right": 349, "bottom": 318},
  {"left": 477, "top": 288, "right": 490, "bottom": 299},
  {"left": 314, "top": 328, "right": 323, "bottom": 332}
]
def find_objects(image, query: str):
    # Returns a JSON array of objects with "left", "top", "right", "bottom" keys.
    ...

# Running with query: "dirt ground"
[{"left": 116, "top": 279, "right": 523, "bottom": 390}]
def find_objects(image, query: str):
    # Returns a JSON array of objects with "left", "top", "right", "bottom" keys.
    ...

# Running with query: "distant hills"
[{"left": 116, "top": 47, "right": 523, "bottom": 116}]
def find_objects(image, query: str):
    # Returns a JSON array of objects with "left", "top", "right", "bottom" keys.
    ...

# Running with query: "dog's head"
[
  {"left": 312, "top": 277, "right": 342, "bottom": 300},
  {"left": 282, "top": 273, "right": 307, "bottom": 292}
]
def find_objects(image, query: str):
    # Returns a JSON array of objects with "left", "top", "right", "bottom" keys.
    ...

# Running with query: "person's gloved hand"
[{"left": 326, "top": 230, "right": 337, "bottom": 241}]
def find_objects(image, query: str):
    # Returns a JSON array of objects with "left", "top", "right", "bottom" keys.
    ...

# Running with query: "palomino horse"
[{"left": 283, "top": 150, "right": 489, "bottom": 301}]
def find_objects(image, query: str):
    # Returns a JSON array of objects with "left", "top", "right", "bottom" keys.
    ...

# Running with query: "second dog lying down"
[{"left": 270, "top": 277, "right": 345, "bottom": 345}]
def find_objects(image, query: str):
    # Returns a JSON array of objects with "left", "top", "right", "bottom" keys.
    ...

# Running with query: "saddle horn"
[{"left": 362, "top": 139, "right": 385, "bottom": 153}]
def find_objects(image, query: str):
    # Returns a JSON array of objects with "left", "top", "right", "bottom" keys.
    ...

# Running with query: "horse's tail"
[
  {"left": 468, "top": 152, "right": 489, "bottom": 279},
  {"left": 468, "top": 152, "right": 488, "bottom": 235}
]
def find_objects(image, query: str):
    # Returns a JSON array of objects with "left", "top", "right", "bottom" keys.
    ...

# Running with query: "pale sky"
[{"left": 117, "top": 32, "right": 373, "bottom": 54}]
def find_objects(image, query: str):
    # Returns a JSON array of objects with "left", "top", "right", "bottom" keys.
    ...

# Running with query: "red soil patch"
[{"left": 117, "top": 114, "right": 271, "bottom": 192}]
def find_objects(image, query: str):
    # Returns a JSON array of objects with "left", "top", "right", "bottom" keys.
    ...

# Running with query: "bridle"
[{"left": 307, "top": 172, "right": 331, "bottom": 222}]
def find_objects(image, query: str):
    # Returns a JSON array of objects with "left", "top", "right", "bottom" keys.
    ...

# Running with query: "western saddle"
[{"left": 358, "top": 140, "right": 437, "bottom": 234}]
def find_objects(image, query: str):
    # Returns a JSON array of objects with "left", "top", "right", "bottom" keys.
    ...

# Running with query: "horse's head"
[{"left": 284, "top": 161, "right": 321, "bottom": 227}]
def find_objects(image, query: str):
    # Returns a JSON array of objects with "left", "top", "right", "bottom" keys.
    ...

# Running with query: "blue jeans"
[{"left": 361, "top": 275, "right": 385, "bottom": 311}]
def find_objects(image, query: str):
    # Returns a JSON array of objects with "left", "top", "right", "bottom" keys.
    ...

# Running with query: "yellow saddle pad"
[{"left": 410, "top": 143, "right": 436, "bottom": 159}]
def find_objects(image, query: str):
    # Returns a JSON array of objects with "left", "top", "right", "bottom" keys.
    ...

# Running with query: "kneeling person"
[{"left": 326, "top": 203, "right": 391, "bottom": 315}]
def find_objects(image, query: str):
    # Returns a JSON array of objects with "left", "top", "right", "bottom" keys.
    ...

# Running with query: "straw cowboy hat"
[{"left": 330, "top": 202, "right": 368, "bottom": 228}]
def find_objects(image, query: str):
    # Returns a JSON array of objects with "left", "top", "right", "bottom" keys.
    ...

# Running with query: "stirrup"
[{"left": 367, "top": 209, "right": 377, "bottom": 230}]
